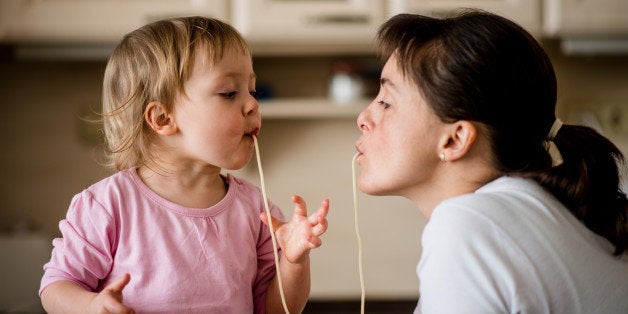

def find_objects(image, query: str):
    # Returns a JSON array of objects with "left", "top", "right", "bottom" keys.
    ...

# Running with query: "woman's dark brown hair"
[{"left": 377, "top": 10, "right": 627, "bottom": 255}]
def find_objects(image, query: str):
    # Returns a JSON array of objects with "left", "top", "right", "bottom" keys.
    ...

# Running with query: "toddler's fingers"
[
  {"left": 103, "top": 298, "right": 135, "bottom": 314},
  {"left": 309, "top": 199, "right": 330, "bottom": 224},
  {"left": 106, "top": 273, "right": 131, "bottom": 294},
  {"left": 291, "top": 195, "right": 308, "bottom": 217},
  {"left": 308, "top": 237, "right": 322, "bottom": 249},
  {"left": 316, "top": 199, "right": 330, "bottom": 217},
  {"left": 311, "top": 219, "right": 328, "bottom": 236},
  {"left": 260, "top": 212, "right": 285, "bottom": 229}
]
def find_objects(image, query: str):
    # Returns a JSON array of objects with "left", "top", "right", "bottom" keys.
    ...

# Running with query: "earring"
[{"left": 439, "top": 153, "right": 446, "bottom": 162}]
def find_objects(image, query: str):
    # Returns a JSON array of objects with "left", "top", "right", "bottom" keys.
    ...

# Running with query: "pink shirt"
[{"left": 40, "top": 168, "right": 283, "bottom": 313}]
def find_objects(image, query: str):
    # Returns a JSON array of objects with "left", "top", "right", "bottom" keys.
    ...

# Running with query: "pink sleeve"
[
  {"left": 253, "top": 201, "right": 285, "bottom": 314},
  {"left": 39, "top": 190, "right": 116, "bottom": 295}
]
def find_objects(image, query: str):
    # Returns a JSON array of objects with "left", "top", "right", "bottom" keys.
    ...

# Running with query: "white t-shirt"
[{"left": 416, "top": 176, "right": 628, "bottom": 314}]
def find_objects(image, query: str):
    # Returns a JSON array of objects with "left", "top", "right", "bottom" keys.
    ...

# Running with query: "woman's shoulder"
[
  {"left": 429, "top": 177, "right": 551, "bottom": 238},
  {"left": 436, "top": 176, "right": 547, "bottom": 216}
]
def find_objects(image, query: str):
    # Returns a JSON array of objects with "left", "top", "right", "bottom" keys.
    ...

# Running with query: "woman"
[{"left": 354, "top": 10, "right": 628, "bottom": 313}]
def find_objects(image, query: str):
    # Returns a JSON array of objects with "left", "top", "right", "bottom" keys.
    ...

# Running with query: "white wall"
[{"left": 230, "top": 119, "right": 424, "bottom": 299}]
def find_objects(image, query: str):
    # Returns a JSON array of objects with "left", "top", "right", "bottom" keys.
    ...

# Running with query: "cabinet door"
[
  {"left": 544, "top": 0, "right": 628, "bottom": 36},
  {"left": 232, "top": 0, "right": 386, "bottom": 54},
  {"left": 387, "top": 0, "right": 541, "bottom": 36},
  {"left": 0, "top": 0, "right": 229, "bottom": 43}
]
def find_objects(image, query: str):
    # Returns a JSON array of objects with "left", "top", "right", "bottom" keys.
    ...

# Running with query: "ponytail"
[{"left": 527, "top": 124, "right": 628, "bottom": 255}]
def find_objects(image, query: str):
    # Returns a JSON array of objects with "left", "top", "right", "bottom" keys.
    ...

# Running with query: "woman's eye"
[
  {"left": 378, "top": 100, "right": 391, "bottom": 109},
  {"left": 220, "top": 91, "right": 237, "bottom": 99}
]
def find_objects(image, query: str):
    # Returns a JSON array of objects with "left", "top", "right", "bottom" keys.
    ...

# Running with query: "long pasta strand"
[
  {"left": 253, "top": 135, "right": 290, "bottom": 314},
  {"left": 352, "top": 153, "right": 366, "bottom": 314}
]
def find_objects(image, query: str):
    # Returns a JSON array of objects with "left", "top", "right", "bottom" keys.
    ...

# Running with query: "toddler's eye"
[
  {"left": 378, "top": 100, "right": 391, "bottom": 109},
  {"left": 220, "top": 91, "right": 237, "bottom": 99},
  {"left": 250, "top": 91, "right": 260, "bottom": 99}
]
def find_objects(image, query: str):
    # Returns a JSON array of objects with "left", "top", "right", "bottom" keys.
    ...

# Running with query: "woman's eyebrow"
[{"left": 380, "top": 77, "right": 398, "bottom": 93}]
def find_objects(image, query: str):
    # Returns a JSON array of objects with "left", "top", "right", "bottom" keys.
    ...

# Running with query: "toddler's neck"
[{"left": 137, "top": 165, "right": 228, "bottom": 209}]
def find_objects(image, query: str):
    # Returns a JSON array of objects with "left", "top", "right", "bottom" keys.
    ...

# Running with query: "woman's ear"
[
  {"left": 144, "top": 101, "right": 177, "bottom": 135},
  {"left": 438, "top": 121, "right": 477, "bottom": 162}
]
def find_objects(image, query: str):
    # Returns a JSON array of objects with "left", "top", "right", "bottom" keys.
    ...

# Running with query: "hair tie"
[
  {"left": 547, "top": 119, "right": 563, "bottom": 141},
  {"left": 545, "top": 119, "right": 563, "bottom": 167}
]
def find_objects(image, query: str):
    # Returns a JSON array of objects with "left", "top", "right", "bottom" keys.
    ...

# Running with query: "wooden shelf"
[{"left": 259, "top": 97, "right": 368, "bottom": 119}]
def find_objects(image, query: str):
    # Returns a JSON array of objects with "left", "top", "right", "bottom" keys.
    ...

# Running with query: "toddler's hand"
[
  {"left": 261, "top": 195, "right": 330, "bottom": 264},
  {"left": 88, "top": 273, "right": 135, "bottom": 314}
]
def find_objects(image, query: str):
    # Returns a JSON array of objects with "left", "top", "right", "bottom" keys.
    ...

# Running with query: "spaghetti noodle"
[{"left": 253, "top": 135, "right": 289, "bottom": 314}]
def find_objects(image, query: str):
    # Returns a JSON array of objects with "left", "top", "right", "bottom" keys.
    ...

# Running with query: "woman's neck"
[{"left": 407, "top": 158, "right": 501, "bottom": 220}]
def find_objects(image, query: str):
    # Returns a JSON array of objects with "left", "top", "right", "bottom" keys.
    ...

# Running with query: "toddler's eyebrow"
[{"left": 221, "top": 72, "right": 257, "bottom": 80}]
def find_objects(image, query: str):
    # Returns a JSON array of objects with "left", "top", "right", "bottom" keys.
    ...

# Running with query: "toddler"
[{"left": 39, "top": 16, "right": 329, "bottom": 314}]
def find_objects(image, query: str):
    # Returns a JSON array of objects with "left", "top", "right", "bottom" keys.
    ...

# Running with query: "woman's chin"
[{"left": 358, "top": 180, "right": 394, "bottom": 196}]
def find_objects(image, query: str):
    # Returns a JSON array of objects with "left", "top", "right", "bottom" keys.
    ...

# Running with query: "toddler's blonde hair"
[{"left": 102, "top": 16, "right": 251, "bottom": 171}]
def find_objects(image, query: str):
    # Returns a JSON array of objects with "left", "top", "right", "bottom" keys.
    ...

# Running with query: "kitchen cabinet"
[
  {"left": 544, "top": 0, "right": 628, "bottom": 55},
  {"left": 543, "top": 0, "right": 628, "bottom": 36},
  {"left": 231, "top": 0, "right": 386, "bottom": 55},
  {"left": 0, "top": 0, "right": 229, "bottom": 43},
  {"left": 387, "top": 0, "right": 542, "bottom": 36}
]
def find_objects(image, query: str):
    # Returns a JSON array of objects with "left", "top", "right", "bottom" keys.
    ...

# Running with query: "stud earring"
[{"left": 439, "top": 153, "right": 446, "bottom": 162}]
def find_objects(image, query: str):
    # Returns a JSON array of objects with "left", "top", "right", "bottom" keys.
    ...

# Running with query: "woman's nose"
[{"left": 357, "top": 107, "right": 370, "bottom": 132}]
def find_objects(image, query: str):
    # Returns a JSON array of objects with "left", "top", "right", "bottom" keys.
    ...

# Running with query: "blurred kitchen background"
[{"left": 1, "top": 0, "right": 627, "bottom": 313}]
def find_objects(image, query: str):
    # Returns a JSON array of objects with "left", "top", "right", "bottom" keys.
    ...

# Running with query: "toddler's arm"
[
  {"left": 261, "top": 195, "right": 330, "bottom": 314},
  {"left": 41, "top": 273, "right": 135, "bottom": 314}
]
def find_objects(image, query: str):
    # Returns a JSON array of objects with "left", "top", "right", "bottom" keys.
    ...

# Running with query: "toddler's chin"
[{"left": 229, "top": 155, "right": 253, "bottom": 171}]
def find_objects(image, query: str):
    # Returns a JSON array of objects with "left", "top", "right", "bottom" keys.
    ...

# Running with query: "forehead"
[
  {"left": 191, "top": 30, "right": 251, "bottom": 60},
  {"left": 382, "top": 54, "right": 399, "bottom": 75},
  {"left": 190, "top": 45, "right": 253, "bottom": 75},
  {"left": 381, "top": 54, "right": 412, "bottom": 85},
  {"left": 381, "top": 54, "right": 416, "bottom": 94},
  {"left": 381, "top": 54, "right": 435, "bottom": 118}
]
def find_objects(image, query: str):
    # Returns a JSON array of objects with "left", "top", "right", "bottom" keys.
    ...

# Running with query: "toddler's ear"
[{"left": 144, "top": 101, "right": 177, "bottom": 135}]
